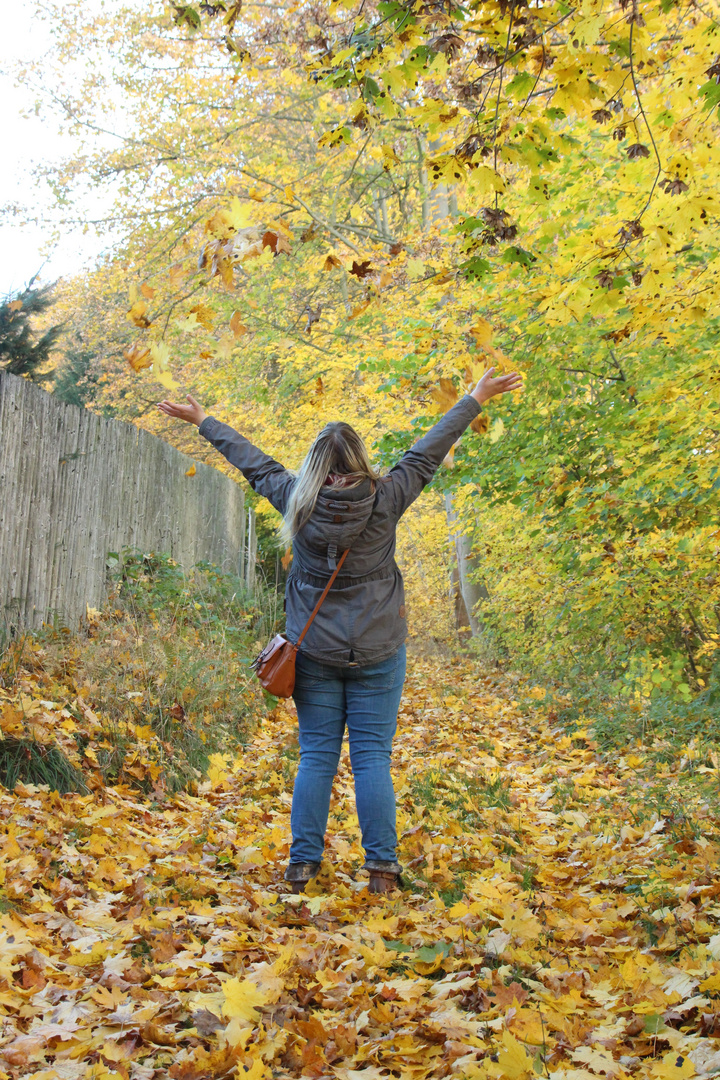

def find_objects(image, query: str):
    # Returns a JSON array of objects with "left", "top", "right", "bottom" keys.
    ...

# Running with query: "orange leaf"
[
  {"left": 230, "top": 311, "right": 248, "bottom": 337},
  {"left": 125, "top": 344, "right": 152, "bottom": 372},
  {"left": 429, "top": 378, "right": 459, "bottom": 412}
]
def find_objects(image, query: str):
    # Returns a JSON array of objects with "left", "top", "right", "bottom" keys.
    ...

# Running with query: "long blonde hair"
[{"left": 282, "top": 422, "right": 381, "bottom": 544}]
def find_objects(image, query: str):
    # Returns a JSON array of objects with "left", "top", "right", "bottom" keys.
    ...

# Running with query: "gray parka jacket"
[{"left": 198, "top": 394, "right": 482, "bottom": 666}]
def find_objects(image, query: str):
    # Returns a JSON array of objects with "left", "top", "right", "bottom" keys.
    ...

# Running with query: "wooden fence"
[{"left": 0, "top": 372, "right": 255, "bottom": 632}]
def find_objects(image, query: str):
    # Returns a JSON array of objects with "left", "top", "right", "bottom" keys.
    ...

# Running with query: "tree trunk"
[
  {"left": 421, "top": 136, "right": 488, "bottom": 638},
  {"left": 444, "top": 492, "right": 488, "bottom": 638}
]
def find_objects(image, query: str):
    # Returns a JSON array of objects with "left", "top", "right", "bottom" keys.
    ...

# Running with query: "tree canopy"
[{"left": 21, "top": 0, "right": 720, "bottom": 703}]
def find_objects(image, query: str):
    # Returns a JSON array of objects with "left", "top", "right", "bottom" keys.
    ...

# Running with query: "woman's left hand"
[
  {"left": 156, "top": 394, "right": 208, "bottom": 426},
  {"left": 471, "top": 367, "right": 524, "bottom": 405}
]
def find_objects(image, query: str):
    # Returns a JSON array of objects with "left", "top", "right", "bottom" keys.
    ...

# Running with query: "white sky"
[{"left": 0, "top": 5, "right": 112, "bottom": 297}]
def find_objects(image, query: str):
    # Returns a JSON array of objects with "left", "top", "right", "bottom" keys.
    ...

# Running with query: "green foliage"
[
  {"left": 0, "top": 280, "right": 64, "bottom": 382},
  {"left": 53, "top": 346, "right": 99, "bottom": 407}
]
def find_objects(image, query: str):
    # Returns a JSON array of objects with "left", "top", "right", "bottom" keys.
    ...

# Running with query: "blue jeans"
[{"left": 289, "top": 643, "right": 406, "bottom": 870}]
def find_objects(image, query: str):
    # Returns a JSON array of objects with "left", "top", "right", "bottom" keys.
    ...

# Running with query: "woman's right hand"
[{"left": 156, "top": 394, "right": 208, "bottom": 427}]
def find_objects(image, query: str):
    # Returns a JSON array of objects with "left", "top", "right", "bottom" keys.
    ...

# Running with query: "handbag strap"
[{"left": 295, "top": 548, "right": 349, "bottom": 648}]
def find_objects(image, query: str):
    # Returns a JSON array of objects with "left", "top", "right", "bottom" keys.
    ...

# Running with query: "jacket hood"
[{"left": 295, "top": 480, "right": 377, "bottom": 568}]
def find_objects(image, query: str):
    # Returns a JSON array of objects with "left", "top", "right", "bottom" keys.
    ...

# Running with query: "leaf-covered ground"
[{"left": 1, "top": 653, "right": 719, "bottom": 1080}]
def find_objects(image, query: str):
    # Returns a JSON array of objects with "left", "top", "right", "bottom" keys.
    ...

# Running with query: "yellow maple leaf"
[
  {"left": 185, "top": 464, "right": 196, "bottom": 477},
  {"left": 222, "top": 977, "right": 270, "bottom": 1022},
  {"left": 471, "top": 318, "right": 493, "bottom": 349},
  {"left": 488, "top": 417, "right": 506, "bottom": 444},
  {"left": 651, "top": 1052, "right": 696, "bottom": 1080},
  {"left": 497, "top": 1029, "right": 532, "bottom": 1079},
  {"left": 150, "top": 341, "right": 179, "bottom": 390}
]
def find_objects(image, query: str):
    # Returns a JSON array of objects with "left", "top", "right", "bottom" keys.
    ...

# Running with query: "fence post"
[{"left": 246, "top": 510, "right": 257, "bottom": 592}]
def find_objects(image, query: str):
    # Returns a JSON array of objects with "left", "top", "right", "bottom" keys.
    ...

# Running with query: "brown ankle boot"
[
  {"left": 368, "top": 870, "right": 400, "bottom": 894},
  {"left": 284, "top": 861, "right": 321, "bottom": 894}
]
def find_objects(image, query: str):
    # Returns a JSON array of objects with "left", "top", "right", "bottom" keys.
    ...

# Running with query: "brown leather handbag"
[{"left": 251, "top": 549, "right": 349, "bottom": 698}]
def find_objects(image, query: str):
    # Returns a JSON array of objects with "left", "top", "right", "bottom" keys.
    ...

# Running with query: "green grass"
[
  {"left": 408, "top": 767, "right": 513, "bottom": 821},
  {"left": 0, "top": 737, "right": 88, "bottom": 794}
]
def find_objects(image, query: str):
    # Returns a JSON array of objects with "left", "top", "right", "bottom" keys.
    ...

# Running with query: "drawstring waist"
[{"left": 290, "top": 564, "right": 397, "bottom": 589}]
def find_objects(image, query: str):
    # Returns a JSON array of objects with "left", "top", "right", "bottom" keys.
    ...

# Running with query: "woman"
[{"left": 157, "top": 366, "right": 522, "bottom": 893}]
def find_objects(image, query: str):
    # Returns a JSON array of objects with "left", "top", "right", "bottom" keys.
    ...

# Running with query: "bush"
[{"left": 0, "top": 550, "right": 275, "bottom": 793}]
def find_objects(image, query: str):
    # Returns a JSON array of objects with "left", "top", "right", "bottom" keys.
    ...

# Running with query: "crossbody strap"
[{"left": 295, "top": 548, "right": 350, "bottom": 648}]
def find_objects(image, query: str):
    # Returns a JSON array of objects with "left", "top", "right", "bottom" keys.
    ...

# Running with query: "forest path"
[{"left": 1, "top": 652, "right": 719, "bottom": 1079}]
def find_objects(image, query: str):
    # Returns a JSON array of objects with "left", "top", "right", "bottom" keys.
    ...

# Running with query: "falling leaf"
[
  {"left": 125, "top": 343, "right": 152, "bottom": 372},
  {"left": 230, "top": 310, "right": 247, "bottom": 337},
  {"left": 430, "top": 378, "right": 459, "bottom": 412},
  {"left": 126, "top": 299, "right": 152, "bottom": 328},
  {"left": 471, "top": 318, "right": 493, "bottom": 349},
  {"left": 185, "top": 464, "right": 196, "bottom": 477},
  {"left": 488, "top": 416, "right": 505, "bottom": 443},
  {"left": 262, "top": 230, "right": 292, "bottom": 255},
  {"left": 150, "top": 341, "right": 178, "bottom": 390},
  {"left": 169, "top": 262, "right": 186, "bottom": 287},
  {"left": 350, "top": 259, "right": 374, "bottom": 278},
  {"left": 382, "top": 143, "right": 401, "bottom": 170}
]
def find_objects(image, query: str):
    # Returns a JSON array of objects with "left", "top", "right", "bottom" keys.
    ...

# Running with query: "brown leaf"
[
  {"left": 296, "top": 982, "right": 321, "bottom": 1006},
  {"left": 492, "top": 980, "right": 530, "bottom": 1007},
  {"left": 192, "top": 1009, "right": 226, "bottom": 1036},
  {"left": 169, "top": 1046, "right": 240, "bottom": 1080},
  {"left": 323, "top": 254, "right": 342, "bottom": 271},
  {"left": 430, "top": 33, "right": 465, "bottom": 59},
  {"left": 141, "top": 1021, "right": 177, "bottom": 1046},
  {"left": 350, "top": 259, "right": 374, "bottom": 278},
  {"left": 140, "top": 283, "right": 156, "bottom": 299},
  {"left": 262, "top": 230, "right": 292, "bottom": 255},
  {"left": 626, "top": 143, "right": 651, "bottom": 160}
]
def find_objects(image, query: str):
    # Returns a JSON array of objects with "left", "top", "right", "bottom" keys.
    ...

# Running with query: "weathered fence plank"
[{"left": 0, "top": 372, "right": 255, "bottom": 632}]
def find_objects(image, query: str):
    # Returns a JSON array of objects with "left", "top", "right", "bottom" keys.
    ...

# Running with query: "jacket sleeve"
[
  {"left": 384, "top": 395, "right": 483, "bottom": 519},
  {"left": 198, "top": 416, "right": 295, "bottom": 514}
]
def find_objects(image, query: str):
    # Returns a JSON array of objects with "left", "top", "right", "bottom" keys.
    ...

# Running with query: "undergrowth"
[{"left": 0, "top": 550, "right": 275, "bottom": 794}]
